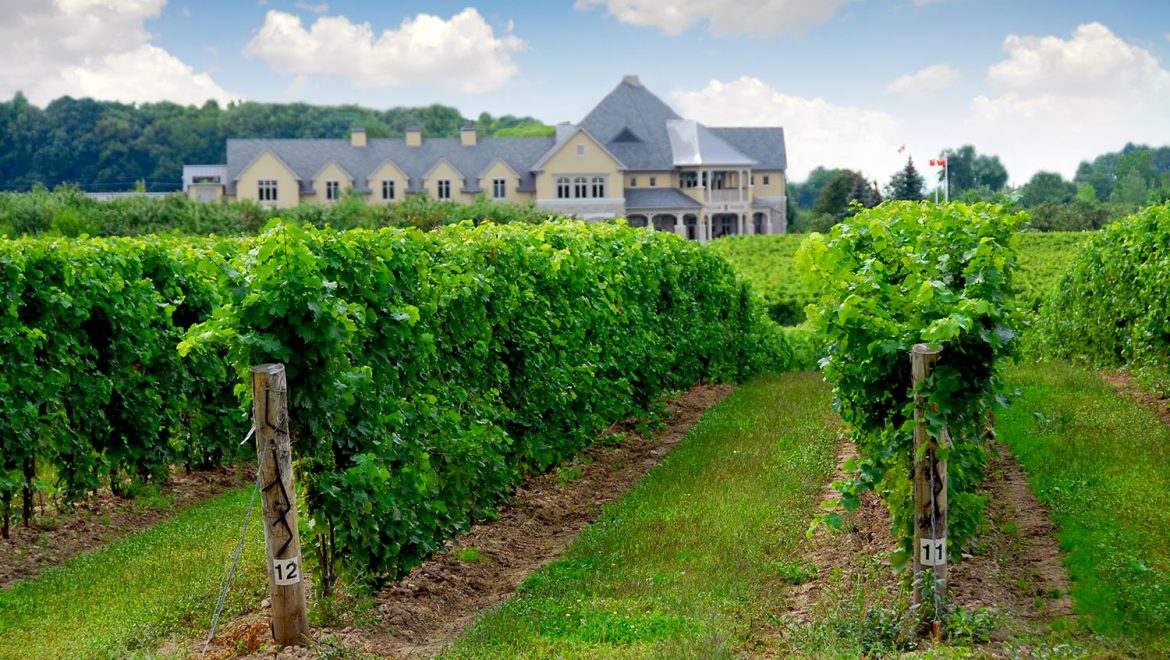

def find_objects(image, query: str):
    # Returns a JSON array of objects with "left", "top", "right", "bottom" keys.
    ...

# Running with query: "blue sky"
[{"left": 2, "top": 0, "right": 1168, "bottom": 184}]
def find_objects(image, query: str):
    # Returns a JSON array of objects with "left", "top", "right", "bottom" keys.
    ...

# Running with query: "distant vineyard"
[
  {"left": 712, "top": 230, "right": 1094, "bottom": 326},
  {"left": 1034, "top": 203, "right": 1170, "bottom": 394},
  {"left": 0, "top": 188, "right": 558, "bottom": 238}
]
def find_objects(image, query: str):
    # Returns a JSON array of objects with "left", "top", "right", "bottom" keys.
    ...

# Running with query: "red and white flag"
[
  {"left": 929, "top": 158, "right": 947, "bottom": 167},
  {"left": 898, "top": 144, "right": 906, "bottom": 154}
]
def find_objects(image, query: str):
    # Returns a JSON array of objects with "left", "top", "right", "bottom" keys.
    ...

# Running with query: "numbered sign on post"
[
  {"left": 273, "top": 555, "right": 302, "bottom": 586},
  {"left": 919, "top": 537, "right": 947, "bottom": 567}
]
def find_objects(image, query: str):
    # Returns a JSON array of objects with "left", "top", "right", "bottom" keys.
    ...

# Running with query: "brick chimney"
[
  {"left": 406, "top": 127, "right": 422, "bottom": 147},
  {"left": 460, "top": 126, "right": 477, "bottom": 147},
  {"left": 350, "top": 127, "right": 367, "bottom": 148}
]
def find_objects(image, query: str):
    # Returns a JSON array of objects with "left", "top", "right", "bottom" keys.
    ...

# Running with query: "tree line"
[
  {"left": 0, "top": 93, "right": 553, "bottom": 192},
  {"left": 790, "top": 143, "right": 1170, "bottom": 232}
]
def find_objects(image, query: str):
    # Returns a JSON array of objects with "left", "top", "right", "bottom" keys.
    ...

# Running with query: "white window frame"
[
  {"left": 556, "top": 177, "right": 570, "bottom": 199},
  {"left": 591, "top": 176, "right": 606, "bottom": 198},
  {"left": 326, "top": 180, "right": 340, "bottom": 201},
  {"left": 492, "top": 178, "right": 506, "bottom": 199},
  {"left": 763, "top": 175, "right": 770, "bottom": 185},
  {"left": 382, "top": 179, "right": 395, "bottom": 201},
  {"left": 574, "top": 176, "right": 587, "bottom": 198},
  {"left": 437, "top": 179, "right": 451, "bottom": 200},
  {"left": 258, "top": 179, "right": 277, "bottom": 202},
  {"left": 576, "top": 143, "right": 585, "bottom": 158}
]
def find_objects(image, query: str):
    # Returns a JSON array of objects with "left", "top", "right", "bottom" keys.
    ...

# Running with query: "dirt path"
[
  {"left": 1101, "top": 370, "right": 1170, "bottom": 427},
  {"left": 202, "top": 383, "right": 734, "bottom": 659},
  {"left": 783, "top": 438, "right": 1072, "bottom": 648},
  {"left": 0, "top": 463, "right": 252, "bottom": 589}
]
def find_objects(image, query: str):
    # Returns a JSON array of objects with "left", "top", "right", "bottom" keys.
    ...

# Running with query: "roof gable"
[
  {"left": 530, "top": 126, "right": 627, "bottom": 172},
  {"left": 311, "top": 159, "right": 353, "bottom": 182},
  {"left": 578, "top": 79, "right": 681, "bottom": 170},
  {"left": 666, "top": 120, "right": 756, "bottom": 167}
]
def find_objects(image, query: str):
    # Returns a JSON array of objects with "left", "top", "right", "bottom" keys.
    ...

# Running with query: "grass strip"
[
  {"left": 0, "top": 485, "right": 268, "bottom": 659},
  {"left": 444, "top": 371, "right": 838, "bottom": 658},
  {"left": 998, "top": 362, "right": 1170, "bottom": 651}
]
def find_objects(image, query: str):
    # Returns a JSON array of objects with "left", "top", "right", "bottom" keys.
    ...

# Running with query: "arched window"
[
  {"left": 591, "top": 176, "right": 605, "bottom": 198},
  {"left": 574, "top": 176, "right": 587, "bottom": 198},
  {"left": 556, "top": 177, "right": 570, "bottom": 199}
]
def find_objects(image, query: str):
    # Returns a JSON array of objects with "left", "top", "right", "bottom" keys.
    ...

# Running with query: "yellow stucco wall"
[
  {"left": 535, "top": 133, "right": 623, "bottom": 200},
  {"left": 479, "top": 159, "right": 522, "bottom": 202},
  {"left": 187, "top": 184, "right": 223, "bottom": 202},
  {"left": 626, "top": 171, "right": 674, "bottom": 189},
  {"left": 369, "top": 162, "right": 408, "bottom": 204},
  {"left": 752, "top": 170, "right": 786, "bottom": 197},
  {"left": 309, "top": 162, "right": 353, "bottom": 204},
  {"left": 424, "top": 160, "right": 473, "bottom": 203},
  {"left": 235, "top": 151, "right": 300, "bottom": 209}
]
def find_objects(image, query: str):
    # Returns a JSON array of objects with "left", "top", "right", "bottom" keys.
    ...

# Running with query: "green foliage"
[
  {"left": 812, "top": 171, "right": 881, "bottom": 224},
  {"left": 707, "top": 234, "right": 813, "bottom": 325},
  {"left": 0, "top": 94, "right": 551, "bottom": 191},
  {"left": 1010, "top": 232, "right": 1091, "bottom": 313},
  {"left": 885, "top": 157, "right": 926, "bottom": 202},
  {"left": 937, "top": 145, "right": 1009, "bottom": 196},
  {"left": 0, "top": 188, "right": 558, "bottom": 238},
  {"left": 1033, "top": 203, "right": 1170, "bottom": 393},
  {"left": 797, "top": 201, "right": 1024, "bottom": 557},
  {"left": 1075, "top": 142, "right": 1170, "bottom": 204},
  {"left": 1018, "top": 171, "right": 1075, "bottom": 208},
  {"left": 182, "top": 220, "right": 795, "bottom": 582},
  {"left": 0, "top": 234, "right": 246, "bottom": 530}
]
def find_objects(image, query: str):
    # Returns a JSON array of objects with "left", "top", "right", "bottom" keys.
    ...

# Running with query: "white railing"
[{"left": 705, "top": 189, "right": 745, "bottom": 203}]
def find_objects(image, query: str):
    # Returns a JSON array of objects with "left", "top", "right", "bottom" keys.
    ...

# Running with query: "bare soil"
[
  {"left": 782, "top": 438, "right": 1072, "bottom": 648},
  {"left": 199, "top": 383, "right": 734, "bottom": 659},
  {"left": 1101, "top": 370, "right": 1170, "bottom": 427},
  {"left": 0, "top": 462, "right": 252, "bottom": 589}
]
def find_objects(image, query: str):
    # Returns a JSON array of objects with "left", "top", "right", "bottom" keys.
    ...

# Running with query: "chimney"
[
  {"left": 405, "top": 127, "right": 422, "bottom": 147},
  {"left": 622, "top": 74, "right": 640, "bottom": 87},
  {"left": 555, "top": 121, "right": 574, "bottom": 143},
  {"left": 460, "top": 125, "right": 477, "bottom": 147},
  {"left": 350, "top": 127, "right": 367, "bottom": 148}
]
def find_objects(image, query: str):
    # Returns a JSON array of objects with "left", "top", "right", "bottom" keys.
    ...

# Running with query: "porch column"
[
  {"left": 674, "top": 210, "right": 687, "bottom": 238},
  {"left": 737, "top": 213, "right": 745, "bottom": 236},
  {"left": 764, "top": 210, "right": 774, "bottom": 236},
  {"left": 746, "top": 212, "right": 755, "bottom": 236}
]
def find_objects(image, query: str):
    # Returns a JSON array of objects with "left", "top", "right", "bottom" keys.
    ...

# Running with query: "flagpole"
[{"left": 945, "top": 162, "right": 949, "bottom": 202}]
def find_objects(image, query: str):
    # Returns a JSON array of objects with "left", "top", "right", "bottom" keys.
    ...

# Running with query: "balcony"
[{"left": 705, "top": 188, "right": 746, "bottom": 203}]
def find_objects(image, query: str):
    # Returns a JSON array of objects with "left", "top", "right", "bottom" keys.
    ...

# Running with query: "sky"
[{"left": 1, "top": 0, "right": 1169, "bottom": 185}]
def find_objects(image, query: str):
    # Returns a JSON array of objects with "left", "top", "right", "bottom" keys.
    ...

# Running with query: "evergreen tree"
[{"left": 885, "top": 156, "right": 925, "bottom": 201}]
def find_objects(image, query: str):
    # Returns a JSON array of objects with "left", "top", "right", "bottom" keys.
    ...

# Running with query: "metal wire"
[{"left": 198, "top": 471, "right": 261, "bottom": 659}]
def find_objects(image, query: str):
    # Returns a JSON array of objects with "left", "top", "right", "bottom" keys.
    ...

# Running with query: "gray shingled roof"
[
  {"left": 710, "top": 127, "right": 787, "bottom": 171},
  {"left": 578, "top": 79, "right": 681, "bottom": 170},
  {"left": 624, "top": 187, "right": 701, "bottom": 210},
  {"left": 226, "top": 136, "right": 555, "bottom": 195}
]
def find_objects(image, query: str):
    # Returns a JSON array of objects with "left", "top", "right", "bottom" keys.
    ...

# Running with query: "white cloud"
[
  {"left": 0, "top": 0, "right": 234, "bottom": 105},
  {"left": 913, "top": 0, "right": 946, "bottom": 5},
  {"left": 672, "top": 77, "right": 903, "bottom": 182},
  {"left": 181, "top": 7, "right": 191, "bottom": 17},
  {"left": 244, "top": 8, "right": 523, "bottom": 93},
  {"left": 971, "top": 22, "right": 1170, "bottom": 179},
  {"left": 294, "top": 1, "right": 328, "bottom": 14},
  {"left": 885, "top": 63, "right": 958, "bottom": 95},
  {"left": 573, "top": 0, "right": 851, "bottom": 38}
]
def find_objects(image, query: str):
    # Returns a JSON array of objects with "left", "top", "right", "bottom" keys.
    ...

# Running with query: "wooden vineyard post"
[
  {"left": 251, "top": 364, "right": 310, "bottom": 646},
  {"left": 911, "top": 344, "right": 947, "bottom": 625}
]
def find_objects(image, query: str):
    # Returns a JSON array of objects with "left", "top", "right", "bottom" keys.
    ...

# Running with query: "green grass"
[
  {"left": 443, "top": 371, "right": 838, "bottom": 658},
  {"left": 0, "top": 486, "right": 268, "bottom": 658},
  {"left": 998, "top": 362, "right": 1170, "bottom": 652}
]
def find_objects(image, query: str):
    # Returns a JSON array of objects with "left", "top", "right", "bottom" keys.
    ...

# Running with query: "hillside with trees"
[{"left": 0, "top": 93, "right": 553, "bottom": 192}]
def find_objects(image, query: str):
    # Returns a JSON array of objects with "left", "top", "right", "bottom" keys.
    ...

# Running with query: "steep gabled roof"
[
  {"left": 578, "top": 78, "right": 681, "bottom": 170},
  {"left": 530, "top": 125, "right": 627, "bottom": 172}
]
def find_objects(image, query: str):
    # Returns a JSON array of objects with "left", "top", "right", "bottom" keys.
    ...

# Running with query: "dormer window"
[
  {"left": 326, "top": 180, "right": 340, "bottom": 201},
  {"left": 437, "top": 179, "right": 451, "bottom": 200},
  {"left": 382, "top": 179, "right": 395, "bottom": 200},
  {"left": 258, "top": 179, "right": 277, "bottom": 202},
  {"left": 492, "top": 178, "right": 506, "bottom": 199}
]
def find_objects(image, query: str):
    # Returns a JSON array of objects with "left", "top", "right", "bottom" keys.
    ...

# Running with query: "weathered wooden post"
[
  {"left": 251, "top": 363, "right": 309, "bottom": 646},
  {"left": 911, "top": 344, "right": 947, "bottom": 625}
]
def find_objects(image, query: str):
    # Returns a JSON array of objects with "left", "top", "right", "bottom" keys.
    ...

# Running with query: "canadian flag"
[
  {"left": 930, "top": 158, "right": 947, "bottom": 167},
  {"left": 898, "top": 144, "right": 906, "bottom": 154}
]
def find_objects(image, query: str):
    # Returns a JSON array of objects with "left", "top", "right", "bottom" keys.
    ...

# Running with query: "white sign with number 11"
[
  {"left": 919, "top": 537, "right": 947, "bottom": 566},
  {"left": 273, "top": 555, "right": 302, "bottom": 586}
]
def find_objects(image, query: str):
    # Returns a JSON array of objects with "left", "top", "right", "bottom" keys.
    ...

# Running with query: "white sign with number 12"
[
  {"left": 273, "top": 555, "right": 302, "bottom": 586},
  {"left": 919, "top": 537, "right": 947, "bottom": 567}
]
